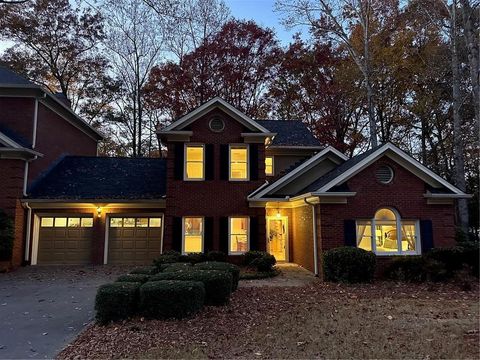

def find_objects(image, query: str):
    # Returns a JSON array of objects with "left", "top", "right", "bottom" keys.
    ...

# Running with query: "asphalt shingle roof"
[
  {"left": 0, "top": 124, "right": 32, "bottom": 148},
  {"left": 28, "top": 156, "right": 167, "bottom": 200},
  {"left": 256, "top": 120, "right": 321, "bottom": 147},
  {"left": 0, "top": 67, "right": 33, "bottom": 85}
]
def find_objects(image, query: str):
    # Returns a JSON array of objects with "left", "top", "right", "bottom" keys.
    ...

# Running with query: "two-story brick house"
[
  {"left": 0, "top": 67, "right": 102, "bottom": 268},
  {"left": 1, "top": 74, "right": 470, "bottom": 275}
]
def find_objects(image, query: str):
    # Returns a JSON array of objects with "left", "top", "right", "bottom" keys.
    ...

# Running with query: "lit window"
[
  {"left": 136, "top": 218, "right": 149, "bottom": 227},
  {"left": 149, "top": 218, "right": 162, "bottom": 227},
  {"left": 183, "top": 217, "right": 203, "bottom": 253},
  {"left": 110, "top": 218, "right": 123, "bottom": 227},
  {"left": 230, "top": 145, "right": 248, "bottom": 180},
  {"left": 54, "top": 218, "right": 67, "bottom": 227},
  {"left": 229, "top": 217, "right": 249, "bottom": 254},
  {"left": 265, "top": 156, "right": 273, "bottom": 176},
  {"left": 41, "top": 217, "right": 54, "bottom": 227},
  {"left": 185, "top": 145, "right": 204, "bottom": 180},
  {"left": 356, "top": 208, "right": 420, "bottom": 255},
  {"left": 68, "top": 218, "right": 80, "bottom": 227},
  {"left": 124, "top": 218, "right": 135, "bottom": 227},
  {"left": 81, "top": 218, "right": 93, "bottom": 227}
]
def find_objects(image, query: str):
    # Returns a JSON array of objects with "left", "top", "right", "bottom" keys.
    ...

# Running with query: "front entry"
[{"left": 266, "top": 216, "right": 288, "bottom": 261}]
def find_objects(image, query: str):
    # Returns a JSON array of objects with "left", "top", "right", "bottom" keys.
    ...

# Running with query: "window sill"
[{"left": 374, "top": 252, "right": 421, "bottom": 257}]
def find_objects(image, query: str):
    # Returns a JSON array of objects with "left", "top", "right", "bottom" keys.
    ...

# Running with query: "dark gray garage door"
[
  {"left": 108, "top": 216, "right": 163, "bottom": 265},
  {"left": 38, "top": 216, "right": 93, "bottom": 265}
]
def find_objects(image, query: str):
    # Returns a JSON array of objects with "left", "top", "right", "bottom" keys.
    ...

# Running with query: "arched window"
[{"left": 356, "top": 208, "right": 420, "bottom": 255}]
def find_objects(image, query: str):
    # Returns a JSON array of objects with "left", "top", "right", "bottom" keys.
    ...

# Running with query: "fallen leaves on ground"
[{"left": 57, "top": 281, "right": 480, "bottom": 360}]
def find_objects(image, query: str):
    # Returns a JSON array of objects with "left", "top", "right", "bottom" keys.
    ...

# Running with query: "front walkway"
[{"left": 239, "top": 263, "right": 317, "bottom": 287}]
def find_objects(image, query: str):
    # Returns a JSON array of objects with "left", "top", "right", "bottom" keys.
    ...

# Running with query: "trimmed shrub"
[
  {"left": 207, "top": 251, "right": 227, "bottom": 262},
  {"left": 243, "top": 250, "right": 265, "bottom": 266},
  {"left": 240, "top": 269, "right": 280, "bottom": 280},
  {"left": 162, "top": 262, "right": 193, "bottom": 272},
  {"left": 323, "top": 247, "right": 376, "bottom": 283},
  {"left": 195, "top": 261, "right": 240, "bottom": 290},
  {"left": 250, "top": 253, "right": 276, "bottom": 272},
  {"left": 425, "top": 247, "right": 465, "bottom": 274},
  {"left": 0, "top": 211, "right": 14, "bottom": 261},
  {"left": 130, "top": 266, "right": 159, "bottom": 275},
  {"left": 140, "top": 280, "right": 205, "bottom": 319},
  {"left": 116, "top": 274, "right": 150, "bottom": 284},
  {"left": 384, "top": 257, "right": 426, "bottom": 282},
  {"left": 150, "top": 270, "right": 232, "bottom": 305},
  {"left": 95, "top": 282, "right": 140, "bottom": 324},
  {"left": 178, "top": 252, "right": 207, "bottom": 264},
  {"left": 462, "top": 243, "right": 480, "bottom": 278},
  {"left": 153, "top": 251, "right": 181, "bottom": 269}
]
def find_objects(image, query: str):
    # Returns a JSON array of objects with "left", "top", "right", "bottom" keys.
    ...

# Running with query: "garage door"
[
  {"left": 38, "top": 216, "right": 93, "bottom": 265},
  {"left": 108, "top": 216, "right": 163, "bottom": 265}
]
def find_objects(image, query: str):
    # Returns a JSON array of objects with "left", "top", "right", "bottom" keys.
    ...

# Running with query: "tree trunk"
[{"left": 450, "top": 2, "right": 469, "bottom": 233}]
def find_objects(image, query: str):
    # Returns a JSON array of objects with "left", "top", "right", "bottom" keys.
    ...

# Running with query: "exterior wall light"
[{"left": 96, "top": 207, "right": 102, "bottom": 218}]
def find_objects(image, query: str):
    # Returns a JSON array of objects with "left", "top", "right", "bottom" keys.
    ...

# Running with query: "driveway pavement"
[{"left": 0, "top": 266, "right": 128, "bottom": 359}]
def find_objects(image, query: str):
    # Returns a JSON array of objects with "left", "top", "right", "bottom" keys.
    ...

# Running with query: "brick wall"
[
  {"left": 319, "top": 156, "right": 456, "bottom": 251},
  {"left": 164, "top": 109, "right": 267, "bottom": 254},
  {"left": 0, "top": 98, "right": 34, "bottom": 144}
]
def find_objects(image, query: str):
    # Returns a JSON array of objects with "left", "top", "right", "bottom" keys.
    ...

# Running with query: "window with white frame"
[
  {"left": 183, "top": 217, "right": 203, "bottom": 253},
  {"left": 229, "top": 217, "right": 249, "bottom": 254},
  {"left": 229, "top": 145, "right": 249, "bottom": 180},
  {"left": 185, "top": 145, "right": 204, "bottom": 180},
  {"left": 356, "top": 208, "right": 420, "bottom": 255}
]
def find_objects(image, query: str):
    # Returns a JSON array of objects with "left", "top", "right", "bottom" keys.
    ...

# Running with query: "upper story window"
[
  {"left": 185, "top": 144, "right": 204, "bottom": 180},
  {"left": 265, "top": 156, "right": 274, "bottom": 176},
  {"left": 356, "top": 208, "right": 420, "bottom": 256},
  {"left": 229, "top": 145, "right": 249, "bottom": 180}
]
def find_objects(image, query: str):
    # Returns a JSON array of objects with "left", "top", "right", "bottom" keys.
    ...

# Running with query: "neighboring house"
[
  {"left": 0, "top": 67, "right": 102, "bottom": 267},
  {"left": 0, "top": 75, "right": 470, "bottom": 274}
]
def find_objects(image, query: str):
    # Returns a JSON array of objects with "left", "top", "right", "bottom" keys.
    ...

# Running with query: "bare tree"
[
  {"left": 275, "top": 0, "right": 389, "bottom": 147},
  {"left": 102, "top": 0, "right": 165, "bottom": 157}
]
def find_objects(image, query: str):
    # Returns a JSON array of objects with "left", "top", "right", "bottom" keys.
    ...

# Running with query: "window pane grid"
[
  {"left": 41, "top": 217, "right": 93, "bottom": 228},
  {"left": 185, "top": 145, "right": 204, "bottom": 180},
  {"left": 230, "top": 146, "right": 248, "bottom": 180},
  {"left": 229, "top": 217, "right": 249, "bottom": 254},
  {"left": 184, "top": 217, "right": 203, "bottom": 254}
]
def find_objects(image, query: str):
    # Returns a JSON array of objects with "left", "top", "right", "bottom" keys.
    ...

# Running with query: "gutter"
[
  {"left": 23, "top": 202, "right": 32, "bottom": 262},
  {"left": 304, "top": 197, "right": 319, "bottom": 277}
]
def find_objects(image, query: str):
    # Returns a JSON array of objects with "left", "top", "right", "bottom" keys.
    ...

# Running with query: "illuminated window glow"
[
  {"left": 229, "top": 217, "right": 249, "bottom": 254},
  {"left": 265, "top": 156, "right": 273, "bottom": 176},
  {"left": 183, "top": 217, "right": 203, "bottom": 253},
  {"left": 356, "top": 208, "right": 419, "bottom": 255},
  {"left": 40, "top": 217, "right": 93, "bottom": 228},
  {"left": 230, "top": 145, "right": 248, "bottom": 180},
  {"left": 185, "top": 145, "right": 204, "bottom": 180}
]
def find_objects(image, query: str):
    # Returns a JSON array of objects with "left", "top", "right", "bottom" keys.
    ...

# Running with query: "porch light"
[
  {"left": 96, "top": 207, "right": 102, "bottom": 218},
  {"left": 276, "top": 210, "right": 281, "bottom": 218}
]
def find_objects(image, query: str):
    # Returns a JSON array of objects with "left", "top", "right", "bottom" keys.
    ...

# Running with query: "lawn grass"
[{"left": 58, "top": 281, "right": 479, "bottom": 359}]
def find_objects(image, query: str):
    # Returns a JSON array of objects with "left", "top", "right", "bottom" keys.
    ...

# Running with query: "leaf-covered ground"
[{"left": 58, "top": 280, "right": 479, "bottom": 359}]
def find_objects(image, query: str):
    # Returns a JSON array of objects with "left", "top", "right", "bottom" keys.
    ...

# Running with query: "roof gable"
[
  {"left": 0, "top": 67, "right": 33, "bottom": 85},
  {"left": 162, "top": 97, "right": 271, "bottom": 133}
]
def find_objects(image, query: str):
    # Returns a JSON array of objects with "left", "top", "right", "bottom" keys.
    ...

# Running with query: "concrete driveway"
[{"left": 0, "top": 266, "right": 128, "bottom": 359}]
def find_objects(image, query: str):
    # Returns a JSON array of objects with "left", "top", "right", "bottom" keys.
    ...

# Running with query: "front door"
[{"left": 267, "top": 216, "right": 288, "bottom": 261}]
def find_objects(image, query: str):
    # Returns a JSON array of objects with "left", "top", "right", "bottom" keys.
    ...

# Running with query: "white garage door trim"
[{"left": 104, "top": 213, "right": 165, "bottom": 265}]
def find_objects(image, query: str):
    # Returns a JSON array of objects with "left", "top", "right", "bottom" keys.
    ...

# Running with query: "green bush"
[
  {"left": 139, "top": 280, "right": 205, "bottom": 319},
  {"left": 250, "top": 254, "right": 276, "bottom": 272},
  {"left": 425, "top": 247, "right": 465, "bottom": 274},
  {"left": 153, "top": 251, "right": 181, "bottom": 269},
  {"left": 116, "top": 274, "right": 150, "bottom": 284},
  {"left": 95, "top": 282, "right": 140, "bottom": 324},
  {"left": 384, "top": 257, "right": 426, "bottom": 282},
  {"left": 323, "top": 247, "right": 376, "bottom": 283},
  {"left": 243, "top": 250, "right": 265, "bottom": 266},
  {"left": 207, "top": 251, "right": 227, "bottom": 262},
  {"left": 0, "top": 211, "right": 14, "bottom": 261},
  {"left": 462, "top": 243, "right": 479, "bottom": 278},
  {"left": 150, "top": 270, "right": 232, "bottom": 305},
  {"left": 178, "top": 252, "right": 207, "bottom": 264},
  {"left": 195, "top": 261, "right": 240, "bottom": 290},
  {"left": 130, "top": 266, "right": 159, "bottom": 275},
  {"left": 162, "top": 262, "right": 193, "bottom": 272}
]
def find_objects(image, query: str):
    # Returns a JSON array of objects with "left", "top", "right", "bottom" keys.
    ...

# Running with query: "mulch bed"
[{"left": 58, "top": 281, "right": 479, "bottom": 359}]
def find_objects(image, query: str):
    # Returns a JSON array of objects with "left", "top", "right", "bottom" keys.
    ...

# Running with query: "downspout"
[
  {"left": 23, "top": 202, "right": 32, "bottom": 263},
  {"left": 304, "top": 197, "right": 319, "bottom": 276}
]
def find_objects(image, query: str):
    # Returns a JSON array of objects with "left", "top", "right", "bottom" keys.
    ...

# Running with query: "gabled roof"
[
  {"left": 28, "top": 157, "right": 166, "bottom": 200},
  {"left": 161, "top": 97, "right": 272, "bottom": 133},
  {"left": 312, "top": 143, "right": 467, "bottom": 196},
  {"left": 249, "top": 146, "right": 348, "bottom": 199},
  {"left": 256, "top": 120, "right": 321, "bottom": 148},
  {"left": 0, "top": 128, "right": 43, "bottom": 159},
  {"left": 0, "top": 67, "right": 32, "bottom": 85},
  {"left": 0, "top": 124, "right": 32, "bottom": 148}
]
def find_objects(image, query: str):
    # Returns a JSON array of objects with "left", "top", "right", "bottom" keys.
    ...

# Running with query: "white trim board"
[
  {"left": 162, "top": 97, "right": 271, "bottom": 133},
  {"left": 248, "top": 146, "right": 348, "bottom": 200},
  {"left": 316, "top": 143, "right": 468, "bottom": 196}
]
